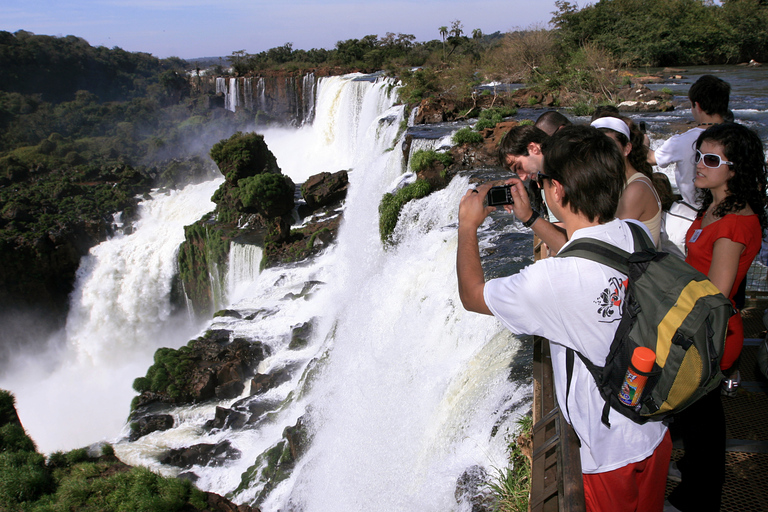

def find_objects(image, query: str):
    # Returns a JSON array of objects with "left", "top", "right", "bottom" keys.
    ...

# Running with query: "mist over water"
[{"left": 0, "top": 180, "right": 222, "bottom": 453}]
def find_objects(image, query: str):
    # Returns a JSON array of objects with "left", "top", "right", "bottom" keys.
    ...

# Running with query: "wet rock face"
[
  {"left": 455, "top": 465, "right": 495, "bottom": 512},
  {"left": 131, "top": 330, "right": 271, "bottom": 418},
  {"left": 128, "top": 414, "right": 174, "bottom": 441},
  {"left": 160, "top": 439, "right": 241, "bottom": 468},
  {"left": 300, "top": 170, "right": 349, "bottom": 211}
]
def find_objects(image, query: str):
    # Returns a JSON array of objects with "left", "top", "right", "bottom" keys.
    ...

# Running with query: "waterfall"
[
  {"left": 244, "top": 77, "right": 254, "bottom": 111},
  {"left": 113, "top": 73, "right": 531, "bottom": 511},
  {"left": 256, "top": 77, "right": 266, "bottom": 112},
  {"left": 302, "top": 72, "right": 316, "bottom": 124},
  {"left": 0, "top": 179, "right": 223, "bottom": 453},
  {"left": 227, "top": 78, "right": 239, "bottom": 112},
  {"left": 227, "top": 242, "right": 263, "bottom": 305}
]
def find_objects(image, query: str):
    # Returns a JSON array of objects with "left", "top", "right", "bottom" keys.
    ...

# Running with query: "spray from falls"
[{"left": 0, "top": 179, "right": 223, "bottom": 453}]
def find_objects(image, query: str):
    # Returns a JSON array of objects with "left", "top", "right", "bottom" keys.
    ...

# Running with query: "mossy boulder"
[
  {"left": 210, "top": 132, "right": 281, "bottom": 184},
  {"left": 131, "top": 330, "right": 270, "bottom": 414}
]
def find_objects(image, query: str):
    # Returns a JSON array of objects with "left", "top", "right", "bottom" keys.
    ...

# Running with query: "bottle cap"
[{"left": 631, "top": 347, "right": 656, "bottom": 372}]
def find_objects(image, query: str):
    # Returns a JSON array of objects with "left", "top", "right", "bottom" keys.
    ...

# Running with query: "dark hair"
[
  {"left": 652, "top": 172, "right": 676, "bottom": 211},
  {"left": 695, "top": 123, "right": 768, "bottom": 230},
  {"left": 688, "top": 75, "right": 730, "bottom": 117},
  {"left": 497, "top": 124, "right": 548, "bottom": 165},
  {"left": 541, "top": 125, "right": 626, "bottom": 223},
  {"left": 534, "top": 110, "right": 572, "bottom": 136},
  {"left": 591, "top": 105, "right": 620, "bottom": 122}
]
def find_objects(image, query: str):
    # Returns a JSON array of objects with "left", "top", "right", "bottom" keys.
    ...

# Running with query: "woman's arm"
[
  {"left": 708, "top": 237, "right": 745, "bottom": 297},
  {"left": 616, "top": 180, "right": 654, "bottom": 222}
]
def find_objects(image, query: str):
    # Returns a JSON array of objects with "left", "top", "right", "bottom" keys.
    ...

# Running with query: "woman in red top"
[{"left": 667, "top": 123, "right": 768, "bottom": 512}]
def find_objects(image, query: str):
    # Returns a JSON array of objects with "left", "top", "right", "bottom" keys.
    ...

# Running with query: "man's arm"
[{"left": 457, "top": 184, "right": 493, "bottom": 315}]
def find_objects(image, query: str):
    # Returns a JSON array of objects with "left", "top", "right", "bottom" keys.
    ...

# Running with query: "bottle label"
[{"left": 619, "top": 368, "right": 646, "bottom": 407}]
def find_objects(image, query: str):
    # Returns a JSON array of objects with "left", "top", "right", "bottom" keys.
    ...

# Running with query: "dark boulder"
[
  {"left": 160, "top": 440, "right": 241, "bottom": 468},
  {"left": 300, "top": 171, "right": 349, "bottom": 211},
  {"left": 455, "top": 465, "right": 494, "bottom": 512},
  {"left": 249, "top": 367, "right": 292, "bottom": 395},
  {"left": 129, "top": 414, "right": 174, "bottom": 441}
]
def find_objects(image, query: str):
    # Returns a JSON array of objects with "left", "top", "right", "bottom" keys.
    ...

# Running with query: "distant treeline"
[
  {"left": 222, "top": 0, "right": 768, "bottom": 74},
  {"left": 0, "top": 30, "right": 188, "bottom": 104},
  {"left": 553, "top": 0, "right": 768, "bottom": 66}
]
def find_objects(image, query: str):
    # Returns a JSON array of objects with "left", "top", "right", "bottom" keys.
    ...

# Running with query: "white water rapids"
[{"left": 2, "top": 74, "right": 533, "bottom": 511}]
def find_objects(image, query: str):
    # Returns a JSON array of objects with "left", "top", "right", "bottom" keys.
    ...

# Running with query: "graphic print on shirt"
[{"left": 594, "top": 276, "right": 627, "bottom": 322}]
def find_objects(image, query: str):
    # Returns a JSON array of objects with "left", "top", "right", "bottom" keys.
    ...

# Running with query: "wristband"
[{"left": 522, "top": 210, "right": 539, "bottom": 228}]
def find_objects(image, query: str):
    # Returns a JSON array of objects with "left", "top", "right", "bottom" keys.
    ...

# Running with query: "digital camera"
[{"left": 486, "top": 185, "right": 514, "bottom": 206}]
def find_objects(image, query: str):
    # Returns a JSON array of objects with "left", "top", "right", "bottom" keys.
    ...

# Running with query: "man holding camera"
[{"left": 457, "top": 125, "right": 671, "bottom": 512}]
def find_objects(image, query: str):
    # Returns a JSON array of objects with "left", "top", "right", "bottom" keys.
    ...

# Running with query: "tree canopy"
[{"left": 552, "top": 0, "right": 768, "bottom": 66}]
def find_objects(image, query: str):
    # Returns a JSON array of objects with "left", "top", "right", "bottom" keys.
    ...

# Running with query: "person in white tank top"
[{"left": 591, "top": 116, "right": 663, "bottom": 248}]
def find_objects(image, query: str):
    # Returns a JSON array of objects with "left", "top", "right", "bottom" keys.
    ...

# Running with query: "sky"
[{"left": 2, "top": 0, "right": 561, "bottom": 60}]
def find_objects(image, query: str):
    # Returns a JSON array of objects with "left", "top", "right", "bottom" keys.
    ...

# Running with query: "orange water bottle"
[{"left": 619, "top": 347, "right": 656, "bottom": 407}]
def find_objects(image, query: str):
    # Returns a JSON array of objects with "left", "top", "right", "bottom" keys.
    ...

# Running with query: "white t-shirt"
[
  {"left": 654, "top": 127, "right": 704, "bottom": 207},
  {"left": 484, "top": 219, "right": 668, "bottom": 474}
]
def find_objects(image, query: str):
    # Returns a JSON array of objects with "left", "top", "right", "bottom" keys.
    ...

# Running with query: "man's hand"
[
  {"left": 458, "top": 182, "right": 496, "bottom": 230},
  {"left": 503, "top": 175, "right": 536, "bottom": 225}
]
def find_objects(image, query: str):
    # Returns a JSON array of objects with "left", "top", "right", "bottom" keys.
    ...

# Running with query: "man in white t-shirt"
[
  {"left": 649, "top": 75, "right": 731, "bottom": 255},
  {"left": 458, "top": 125, "right": 671, "bottom": 512}
]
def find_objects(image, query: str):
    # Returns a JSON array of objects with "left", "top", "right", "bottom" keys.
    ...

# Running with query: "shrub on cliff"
[
  {"left": 210, "top": 131, "right": 281, "bottom": 184},
  {"left": 133, "top": 346, "right": 195, "bottom": 400},
  {"left": 237, "top": 173, "right": 295, "bottom": 217},
  {"left": 452, "top": 127, "right": 484, "bottom": 145},
  {"left": 378, "top": 179, "right": 431, "bottom": 243},
  {"left": 410, "top": 149, "right": 453, "bottom": 173},
  {"left": 473, "top": 106, "right": 518, "bottom": 131}
]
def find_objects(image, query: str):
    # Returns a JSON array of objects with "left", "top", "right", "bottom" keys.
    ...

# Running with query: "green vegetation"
[
  {"left": 488, "top": 415, "right": 533, "bottom": 512},
  {"left": 176, "top": 218, "right": 230, "bottom": 316},
  {"left": 0, "top": 390, "right": 208, "bottom": 511},
  {"left": 378, "top": 179, "right": 431, "bottom": 243},
  {"left": 237, "top": 173, "right": 294, "bottom": 217},
  {"left": 210, "top": 132, "right": 281, "bottom": 184},
  {"left": 132, "top": 345, "right": 196, "bottom": 400},
  {"left": 474, "top": 106, "right": 518, "bottom": 131},
  {"left": 552, "top": 0, "right": 768, "bottom": 66},
  {"left": 452, "top": 127, "right": 485, "bottom": 145},
  {"left": 410, "top": 149, "right": 453, "bottom": 173}
]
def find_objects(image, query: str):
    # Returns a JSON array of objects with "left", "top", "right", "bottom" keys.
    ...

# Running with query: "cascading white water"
[
  {"left": 227, "top": 78, "right": 239, "bottom": 112},
  {"left": 302, "top": 72, "right": 316, "bottom": 124},
  {"left": 0, "top": 179, "right": 223, "bottom": 453},
  {"left": 114, "top": 73, "right": 532, "bottom": 511},
  {"left": 227, "top": 242, "right": 263, "bottom": 305},
  {"left": 256, "top": 77, "right": 266, "bottom": 112}
]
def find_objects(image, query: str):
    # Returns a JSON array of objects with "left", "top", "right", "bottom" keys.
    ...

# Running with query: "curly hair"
[{"left": 695, "top": 123, "right": 768, "bottom": 231}]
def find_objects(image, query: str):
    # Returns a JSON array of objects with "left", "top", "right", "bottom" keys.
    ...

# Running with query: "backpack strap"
[
  {"left": 557, "top": 221, "right": 652, "bottom": 266},
  {"left": 564, "top": 348, "right": 582, "bottom": 446},
  {"left": 565, "top": 347, "right": 614, "bottom": 429}
]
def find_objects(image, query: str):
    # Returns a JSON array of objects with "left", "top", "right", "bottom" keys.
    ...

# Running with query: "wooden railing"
[{"left": 530, "top": 336, "right": 585, "bottom": 512}]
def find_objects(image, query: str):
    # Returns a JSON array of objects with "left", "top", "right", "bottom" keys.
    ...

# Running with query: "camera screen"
[{"left": 489, "top": 188, "right": 509, "bottom": 203}]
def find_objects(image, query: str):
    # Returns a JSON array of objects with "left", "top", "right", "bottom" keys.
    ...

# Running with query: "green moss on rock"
[{"left": 378, "top": 179, "right": 431, "bottom": 243}]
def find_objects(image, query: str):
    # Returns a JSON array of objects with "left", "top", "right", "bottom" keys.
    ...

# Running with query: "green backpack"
[{"left": 557, "top": 221, "right": 733, "bottom": 426}]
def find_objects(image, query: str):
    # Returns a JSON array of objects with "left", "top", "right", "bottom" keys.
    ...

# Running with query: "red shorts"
[{"left": 582, "top": 430, "right": 672, "bottom": 512}]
